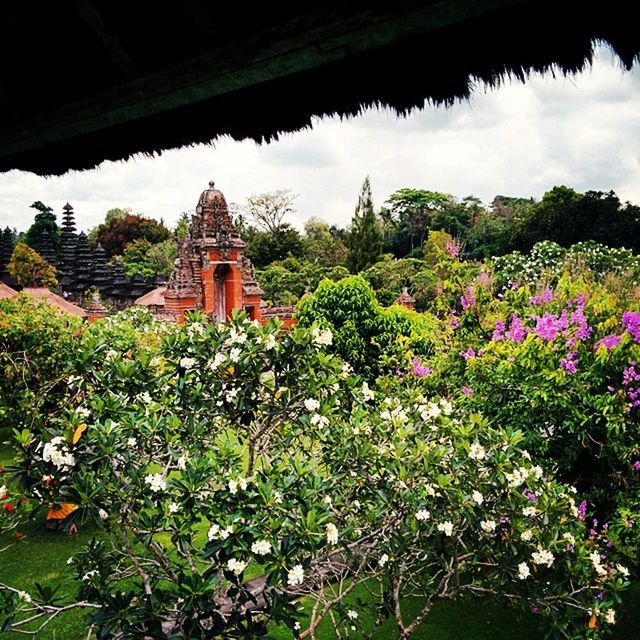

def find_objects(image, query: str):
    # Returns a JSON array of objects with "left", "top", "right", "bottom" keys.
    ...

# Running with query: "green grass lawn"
[{"left": 2, "top": 440, "right": 639, "bottom": 639}]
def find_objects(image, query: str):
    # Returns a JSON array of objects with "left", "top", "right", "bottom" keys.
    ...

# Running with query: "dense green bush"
[
  {"left": 296, "top": 276, "right": 438, "bottom": 377},
  {"left": 0, "top": 295, "right": 82, "bottom": 432}
]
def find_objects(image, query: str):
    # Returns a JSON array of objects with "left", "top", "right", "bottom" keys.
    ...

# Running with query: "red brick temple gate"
[{"left": 164, "top": 181, "right": 264, "bottom": 323}]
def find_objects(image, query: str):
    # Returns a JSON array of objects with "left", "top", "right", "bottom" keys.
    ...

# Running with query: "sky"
[{"left": 1, "top": 44, "right": 639, "bottom": 234}]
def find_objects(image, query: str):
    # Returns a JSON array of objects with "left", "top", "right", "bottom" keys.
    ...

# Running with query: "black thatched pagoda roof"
[{"left": 0, "top": 1, "right": 638, "bottom": 176}]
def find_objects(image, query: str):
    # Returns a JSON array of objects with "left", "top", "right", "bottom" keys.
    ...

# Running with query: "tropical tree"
[
  {"left": 303, "top": 217, "right": 348, "bottom": 266},
  {"left": 347, "top": 177, "right": 382, "bottom": 273},
  {"left": 6, "top": 243, "right": 57, "bottom": 287},
  {"left": 24, "top": 201, "right": 61, "bottom": 259},
  {"left": 94, "top": 213, "right": 171, "bottom": 257},
  {"left": 242, "top": 190, "right": 298, "bottom": 234},
  {"left": 382, "top": 189, "right": 455, "bottom": 254}
]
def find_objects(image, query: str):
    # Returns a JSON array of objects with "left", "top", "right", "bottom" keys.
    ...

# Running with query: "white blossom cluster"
[
  {"left": 42, "top": 436, "right": 75, "bottom": 469},
  {"left": 311, "top": 326, "right": 333, "bottom": 347},
  {"left": 287, "top": 564, "right": 304, "bottom": 586},
  {"left": 144, "top": 473, "right": 167, "bottom": 492},
  {"left": 208, "top": 523, "right": 233, "bottom": 541}
]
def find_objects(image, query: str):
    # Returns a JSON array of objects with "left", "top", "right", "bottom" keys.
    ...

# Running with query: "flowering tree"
[{"left": 1, "top": 313, "right": 627, "bottom": 638}]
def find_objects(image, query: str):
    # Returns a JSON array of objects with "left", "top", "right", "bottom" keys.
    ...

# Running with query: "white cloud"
[{"left": 1, "top": 45, "right": 639, "bottom": 233}]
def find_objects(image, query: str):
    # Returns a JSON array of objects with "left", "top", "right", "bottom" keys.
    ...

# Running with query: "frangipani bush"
[{"left": 3, "top": 314, "right": 628, "bottom": 638}]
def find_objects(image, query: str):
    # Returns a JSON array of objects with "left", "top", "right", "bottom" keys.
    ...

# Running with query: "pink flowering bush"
[{"left": 391, "top": 271, "right": 640, "bottom": 570}]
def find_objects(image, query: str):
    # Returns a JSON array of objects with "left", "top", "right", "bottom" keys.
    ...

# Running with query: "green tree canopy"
[
  {"left": 303, "top": 217, "right": 348, "bottom": 266},
  {"left": 7, "top": 242, "right": 58, "bottom": 287},
  {"left": 24, "top": 201, "right": 61, "bottom": 260},
  {"left": 347, "top": 176, "right": 382, "bottom": 273},
  {"left": 94, "top": 213, "right": 171, "bottom": 257},
  {"left": 121, "top": 238, "right": 178, "bottom": 279},
  {"left": 382, "top": 188, "right": 455, "bottom": 254}
]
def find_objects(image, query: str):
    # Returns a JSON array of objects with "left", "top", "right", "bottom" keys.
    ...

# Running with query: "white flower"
[
  {"left": 616, "top": 564, "right": 629, "bottom": 577},
  {"left": 66, "top": 556, "right": 74, "bottom": 565},
  {"left": 471, "top": 490, "right": 484, "bottom": 505},
  {"left": 361, "top": 382, "right": 374, "bottom": 401},
  {"left": 341, "top": 363, "right": 353, "bottom": 375},
  {"left": 208, "top": 523, "right": 232, "bottom": 541},
  {"left": 522, "top": 506, "right": 538, "bottom": 517},
  {"left": 563, "top": 532, "right": 575, "bottom": 545},
  {"left": 304, "top": 398, "right": 320, "bottom": 412},
  {"left": 76, "top": 406, "right": 91, "bottom": 418},
  {"left": 517, "top": 562, "right": 531, "bottom": 580},
  {"left": 311, "top": 326, "right": 333, "bottom": 347},
  {"left": 506, "top": 467, "right": 529, "bottom": 488},
  {"left": 415, "top": 509, "right": 431, "bottom": 522},
  {"left": 605, "top": 609, "right": 616, "bottom": 625},
  {"left": 251, "top": 540, "right": 272, "bottom": 555},
  {"left": 310, "top": 414, "right": 330, "bottom": 428},
  {"left": 227, "top": 327, "right": 247, "bottom": 345},
  {"left": 273, "top": 491, "right": 283, "bottom": 504},
  {"left": 98, "top": 508, "right": 109, "bottom": 520},
  {"left": 210, "top": 352, "right": 226, "bottom": 369},
  {"left": 168, "top": 502, "right": 180, "bottom": 514},
  {"left": 180, "top": 357, "right": 196, "bottom": 370},
  {"left": 379, "top": 553, "right": 389, "bottom": 567},
  {"left": 469, "top": 442, "right": 486, "bottom": 460},
  {"left": 589, "top": 551, "right": 607, "bottom": 576},
  {"left": 480, "top": 519, "right": 497, "bottom": 533},
  {"left": 224, "top": 388, "right": 239, "bottom": 404},
  {"left": 42, "top": 439, "right": 75, "bottom": 469},
  {"left": 437, "top": 521, "right": 454, "bottom": 536},
  {"left": 287, "top": 564, "right": 305, "bottom": 586},
  {"left": 326, "top": 523, "right": 339, "bottom": 545},
  {"left": 293, "top": 621, "right": 301, "bottom": 631},
  {"left": 263, "top": 334, "right": 277, "bottom": 350},
  {"left": 0, "top": 485, "right": 7, "bottom": 500},
  {"left": 228, "top": 479, "right": 238, "bottom": 494},
  {"left": 521, "top": 529, "right": 533, "bottom": 541},
  {"left": 439, "top": 398, "right": 453, "bottom": 415},
  {"left": 105, "top": 349, "right": 118, "bottom": 360},
  {"left": 81, "top": 570, "right": 98, "bottom": 582},
  {"left": 425, "top": 402, "right": 441, "bottom": 419},
  {"left": 176, "top": 455, "right": 187, "bottom": 470},
  {"left": 144, "top": 473, "right": 167, "bottom": 492},
  {"left": 530, "top": 465, "right": 543, "bottom": 480},
  {"left": 126, "top": 437, "right": 137, "bottom": 447},
  {"left": 138, "top": 391, "right": 152, "bottom": 404},
  {"left": 347, "top": 610, "right": 358, "bottom": 620},
  {"left": 227, "top": 558, "right": 247, "bottom": 575},
  {"left": 17, "top": 590, "right": 32, "bottom": 603},
  {"left": 229, "top": 347, "right": 242, "bottom": 361},
  {"left": 531, "top": 548, "right": 554, "bottom": 567},
  {"left": 238, "top": 477, "right": 248, "bottom": 490}
]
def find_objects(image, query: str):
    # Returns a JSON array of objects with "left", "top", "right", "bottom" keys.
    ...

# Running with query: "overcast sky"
[{"left": 1, "top": 44, "right": 639, "bottom": 234}]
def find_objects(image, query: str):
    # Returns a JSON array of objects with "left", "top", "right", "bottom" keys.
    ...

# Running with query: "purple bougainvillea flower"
[
  {"left": 461, "top": 386, "right": 474, "bottom": 396},
  {"left": 622, "top": 310, "right": 640, "bottom": 343},
  {"left": 492, "top": 319, "right": 505, "bottom": 341},
  {"left": 594, "top": 334, "right": 622, "bottom": 351},
  {"left": 505, "top": 314, "right": 526, "bottom": 342},
  {"left": 578, "top": 500, "right": 587, "bottom": 521},
  {"left": 633, "top": 460, "right": 640, "bottom": 472},
  {"left": 412, "top": 358, "right": 433, "bottom": 378},
  {"left": 560, "top": 351, "right": 578, "bottom": 374}
]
